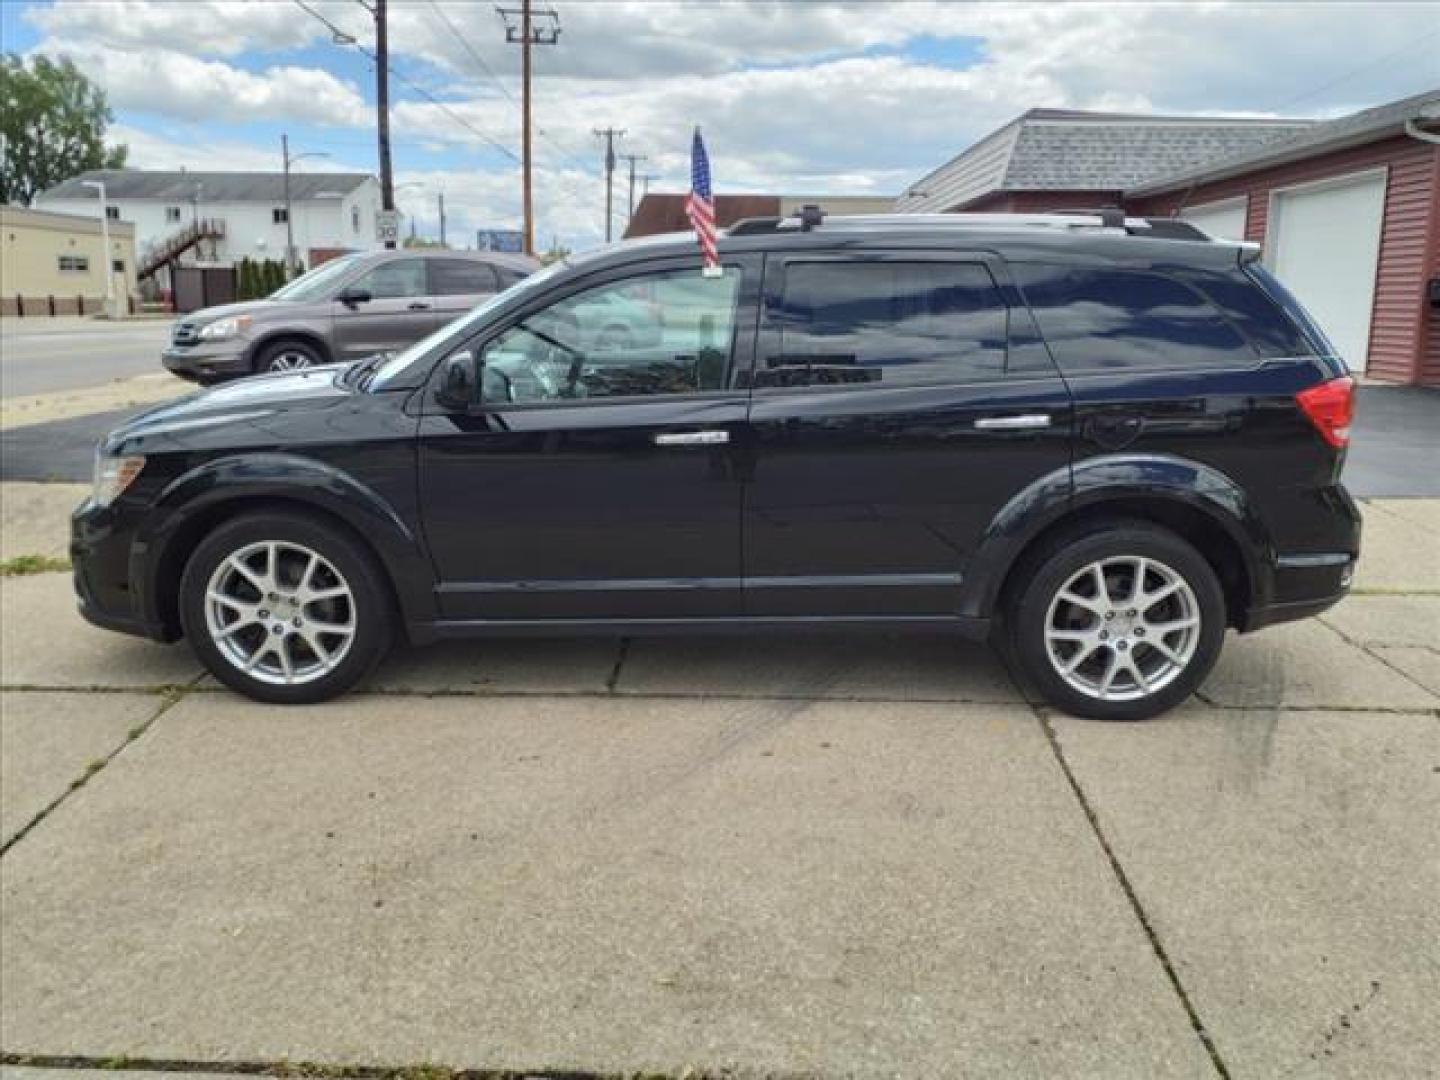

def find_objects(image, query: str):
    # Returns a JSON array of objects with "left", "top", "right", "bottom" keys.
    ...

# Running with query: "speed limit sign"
[{"left": 375, "top": 209, "right": 401, "bottom": 243}]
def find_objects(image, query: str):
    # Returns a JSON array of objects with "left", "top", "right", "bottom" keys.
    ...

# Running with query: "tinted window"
[
  {"left": 1181, "top": 268, "right": 1316, "bottom": 358},
  {"left": 1013, "top": 264, "right": 1253, "bottom": 372},
  {"left": 480, "top": 266, "right": 742, "bottom": 403},
  {"left": 763, "top": 261, "right": 1007, "bottom": 388},
  {"left": 351, "top": 258, "right": 427, "bottom": 300},
  {"left": 431, "top": 258, "right": 499, "bottom": 296}
]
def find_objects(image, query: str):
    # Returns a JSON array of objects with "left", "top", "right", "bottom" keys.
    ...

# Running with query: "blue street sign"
[{"left": 475, "top": 229, "right": 525, "bottom": 253}]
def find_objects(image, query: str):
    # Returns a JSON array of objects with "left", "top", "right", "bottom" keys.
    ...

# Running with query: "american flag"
[{"left": 685, "top": 127, "right": 720, "bottom": 274}]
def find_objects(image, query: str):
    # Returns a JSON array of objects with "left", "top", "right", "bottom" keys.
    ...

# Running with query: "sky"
[{"left": 4, "top": 0, "right": 1439, "bottom": 251}]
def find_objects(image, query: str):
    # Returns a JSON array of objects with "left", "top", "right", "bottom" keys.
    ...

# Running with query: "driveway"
[{"left": 1, "top": 483, "right": 1436, "bottom": 1078}]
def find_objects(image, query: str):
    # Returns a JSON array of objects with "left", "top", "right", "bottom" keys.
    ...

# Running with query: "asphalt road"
[
  {"left": 0, "top": 318, "right": 172, "bottom": 399},
  {"left": 4, "top": 382, "right": 1435, "bottom": 498}
]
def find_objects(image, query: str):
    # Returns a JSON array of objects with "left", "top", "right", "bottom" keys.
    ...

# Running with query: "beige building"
[{"left": 1, "top": 205, "right": 138, "bottom": 316}]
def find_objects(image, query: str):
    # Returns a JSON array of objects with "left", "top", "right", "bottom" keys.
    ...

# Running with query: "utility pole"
[
  {"left": 438, "top": 190, "right": 447, "bottom": 247},
  {"left": 499, "top": 4, "right": 561, "bottom": 256},
  {"left": 594, "top": 126, "right": 625, "bottom": 242},
  {"left": 373, "top": 0, "right": 396, "bottom": 247},
  {"left": 621, "top": 152, "right": 647, "bottom": 221}
]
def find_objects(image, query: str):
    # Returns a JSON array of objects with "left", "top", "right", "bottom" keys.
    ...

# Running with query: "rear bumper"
[{"left": 1240, "top": 552, "right": 1355, "bottom": 632}]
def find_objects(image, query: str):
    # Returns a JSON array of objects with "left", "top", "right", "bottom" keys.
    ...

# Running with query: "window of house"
[
  {"left": 430, "top": 259, "right": 499, "bottom": 296},
  {"left": 352, "top": 207, "right": 361, "bottom": 233},
  {"left": 762, "top": 260, "right": 1008, "bottom": 388},
  {"left": 479, "top": 266, "right": 743, "bottom": 404},
  {"left": 58, "top": 255, "right": 90, "bottom": 273},
  {"left": 1011, "top": 264, "right": 1254, "bottom": 372},
  {"left": 349, "top": 258, "right": 428, "bottom": 299},
  {"left": 112, "top": 259, "right": 125, "bottom": 273},
  {"left": 105, "top": 206, "right": 120, "bottom": 220},
  {"left": 165, "top": 206, "right": 182, "bottom": 223},
  {"left": 272, "top": 207, "right": 289, "bottom": 224}
]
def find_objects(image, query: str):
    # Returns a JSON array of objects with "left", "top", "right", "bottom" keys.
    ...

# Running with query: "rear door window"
[
  {"left": 431, "top": 258, "right": 500, "bottom": 296},
  {"left": 761, "top": 260, "right": 1008, "bottom": 388},
  {"left": 1011, "top": 264, "right": 1255, "bottom": 372}
]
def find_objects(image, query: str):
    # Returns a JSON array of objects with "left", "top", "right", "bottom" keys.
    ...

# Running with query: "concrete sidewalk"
[{"left": 1, "top": 490, "right": 1436, "bottom": 1078}]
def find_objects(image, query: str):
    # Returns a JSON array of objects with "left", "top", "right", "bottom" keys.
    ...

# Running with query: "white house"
[{"left": 37, "top": 170, "right": 383, "bottom": 275}]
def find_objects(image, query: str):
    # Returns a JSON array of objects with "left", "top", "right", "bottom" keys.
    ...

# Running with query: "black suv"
[{"left": 72, "top": 212, "right": 1360, "bottom": 720}]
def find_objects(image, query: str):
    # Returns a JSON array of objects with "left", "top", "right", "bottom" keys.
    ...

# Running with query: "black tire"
[
  {"left": 1006, "top": 521, "right": 1226, "bottom": 721},
  {"left": 179, "top": 511, "right": 393, "bottom": 704},
  {"left": 255, "top": 338, "right": 323, "bottom": 375}
]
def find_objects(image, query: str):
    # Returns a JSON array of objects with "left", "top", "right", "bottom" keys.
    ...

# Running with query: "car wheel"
[
  {"left": 257, "top": 339, "right": 322, "bottom": 374},
  {"left": 179, "top": 511, "right": 393, "bottom": 704},
  {"left": 1007, "top": 522, "right": 1226, "bottom": 721}
]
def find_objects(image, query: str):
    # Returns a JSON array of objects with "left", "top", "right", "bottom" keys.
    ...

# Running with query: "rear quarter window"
[
  {"left": 1011, "top": 264, "right": 1257, "bottom": 373},
  {"left": 1180, "top": 267, "right": 1318, "bottom": 358}
]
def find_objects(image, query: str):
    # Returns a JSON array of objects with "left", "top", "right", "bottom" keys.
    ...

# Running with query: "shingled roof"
[
  {"left": 1128, "top": 86, "right": 1440, "bottom": 195},
  {"left": 39, "top": 170, "right": 374, "bottom": 202},
  {"left": 896, "top": 109, "right": 1313, "bottom": 213}
]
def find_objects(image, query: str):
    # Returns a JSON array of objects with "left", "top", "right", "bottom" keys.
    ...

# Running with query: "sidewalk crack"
[
  {"left": 0, "top": 676, "right": 201, "bottom": 859},
  {"left": 1033, "top": 705, "right": 1233, "bottom": 1080}
]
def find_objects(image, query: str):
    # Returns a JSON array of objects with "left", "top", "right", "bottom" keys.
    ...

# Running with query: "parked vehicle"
[
  {"left": 161, "top": 249, "right": 539, "bottom": 382},
  {"left": 77, "top": 211, "right": 1360, "bottom": 720}
]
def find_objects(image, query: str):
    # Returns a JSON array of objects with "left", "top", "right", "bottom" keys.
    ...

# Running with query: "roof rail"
[{"left": 725, "top": 209, "right": 1218, "bottom": 242}]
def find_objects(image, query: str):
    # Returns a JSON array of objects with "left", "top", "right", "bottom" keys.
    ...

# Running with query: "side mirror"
[
  {"left": 435, "top": 349, "right": 476, "bottom": 411},
  {"left": 337, "top": 286, "right": 372, "bottom": 307}
]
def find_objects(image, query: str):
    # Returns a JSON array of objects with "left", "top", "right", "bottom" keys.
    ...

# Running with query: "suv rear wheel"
[
  {"left": 179, "top": 511, "right": 392, "bottom": 704},
  {"left": 1007, "top": 523, "right": 1225, "bottom": 721}
]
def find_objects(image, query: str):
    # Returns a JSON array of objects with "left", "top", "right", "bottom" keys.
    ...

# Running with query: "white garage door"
[
  {"left": 1181, "top": 198, "right": 1247, "bottom": 241},
  {"left": 1267, "top": 171, "right": 1387, "bottom": 371}
]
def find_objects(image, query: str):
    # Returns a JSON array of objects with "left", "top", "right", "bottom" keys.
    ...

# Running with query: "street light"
[
  {"left": 282, "top": 134, "right": 331, "bottom": 275},
  {"left": 80, "top": 179, "right": 114, "bottom": 315}
]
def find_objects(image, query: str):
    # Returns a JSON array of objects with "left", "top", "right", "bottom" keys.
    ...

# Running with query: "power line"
[
  {"left": 425, "top": 0, "right": 593, "bottom": 177},
  {"left": 291, "top": 0, "right": 604, "bottom": 236},
  {"left": 1271, "top": 28, "right": 1440, "bottom": 111}
]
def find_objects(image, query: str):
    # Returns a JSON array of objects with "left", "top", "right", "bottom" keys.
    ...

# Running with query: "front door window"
[{"left": 480, "top": 267, "right": 741, "bottom": 404}]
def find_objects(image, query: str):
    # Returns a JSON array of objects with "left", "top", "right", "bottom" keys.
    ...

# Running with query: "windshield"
[
  {"left": 367, "top": 258, "right": 572, "bottom": 389},
  {"left": 269, "top": 253, "right": 364, "bottom": 301}
]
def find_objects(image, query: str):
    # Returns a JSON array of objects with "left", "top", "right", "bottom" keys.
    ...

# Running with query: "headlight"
[
  {"left": 92, "top": 453, "right": 146, "bottom": 507},
  {"left": 197, "top": 316, "right": 250, "bottom": 341}
]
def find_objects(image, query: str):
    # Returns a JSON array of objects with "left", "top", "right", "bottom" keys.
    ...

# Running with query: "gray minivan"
[{"left": 162, "top": 249, "right": 539, "bottom": 382}]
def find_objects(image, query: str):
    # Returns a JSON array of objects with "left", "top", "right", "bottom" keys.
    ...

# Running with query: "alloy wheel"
[
  {"left": 1043, "top": 555, "right": 1201, "bottom": 702},
  {"left": 203, "top": 540, "right": 356, "bottom": 686},
  {"left": 267, "top": 349, "right": 313, "bottom": 372}
]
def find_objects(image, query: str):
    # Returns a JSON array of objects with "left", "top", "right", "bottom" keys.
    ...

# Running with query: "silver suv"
[{"left": 162, "top": 248, "right": 539, "bottom": 382}]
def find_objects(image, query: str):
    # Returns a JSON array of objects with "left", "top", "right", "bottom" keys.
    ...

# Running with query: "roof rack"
[{"left": 725, "top": 208, "right": 1215, "bottom": 242}]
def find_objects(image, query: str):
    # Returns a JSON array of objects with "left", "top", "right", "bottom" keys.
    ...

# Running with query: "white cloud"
[
  {"left": 39, "top": 40, "right": 369, "bottom": 127},
  {"left": 27, "top": 0, "right": 338, "bottom": 58},
  {"left": 21, "top": 0, "right": 1440, "bottom": 251}
]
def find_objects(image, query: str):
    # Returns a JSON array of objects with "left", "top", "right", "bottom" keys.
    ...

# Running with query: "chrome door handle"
[
  {"left": 654, "top": 430, "right": 730, "bottom": 446},
  {"left": 975, "top": 414, "right": 1051, "bottom": 431}
]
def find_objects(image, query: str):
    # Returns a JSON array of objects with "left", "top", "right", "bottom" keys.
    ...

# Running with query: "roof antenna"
[{"left": 797, "top": 204, "right": 824, "bottom": 231}]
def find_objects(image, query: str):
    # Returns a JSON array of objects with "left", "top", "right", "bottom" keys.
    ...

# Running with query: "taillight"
[{"left": 1295, "top": 376, "right": 1355, "bottom": 448}]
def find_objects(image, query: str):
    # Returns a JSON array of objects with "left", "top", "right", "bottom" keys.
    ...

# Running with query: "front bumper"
[
  {"left": 162, "top": 340, "right": 252, "bottom": 380},
  {"left": 71, "top": 499, "right": 175, "bottom": 643}
]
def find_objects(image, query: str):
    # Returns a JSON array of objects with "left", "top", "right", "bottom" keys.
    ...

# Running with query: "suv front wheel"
[
  {"left": 179, "top": 511, "right": 393, "bottom": 704},
  {"left": 1008, "top": 523, "right": 1226, "bottom": 721}
]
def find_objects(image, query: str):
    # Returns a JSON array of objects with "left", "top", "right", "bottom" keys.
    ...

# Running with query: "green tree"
[{"left": 0, "top": 53, "right": 128, "bottom": 205}]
